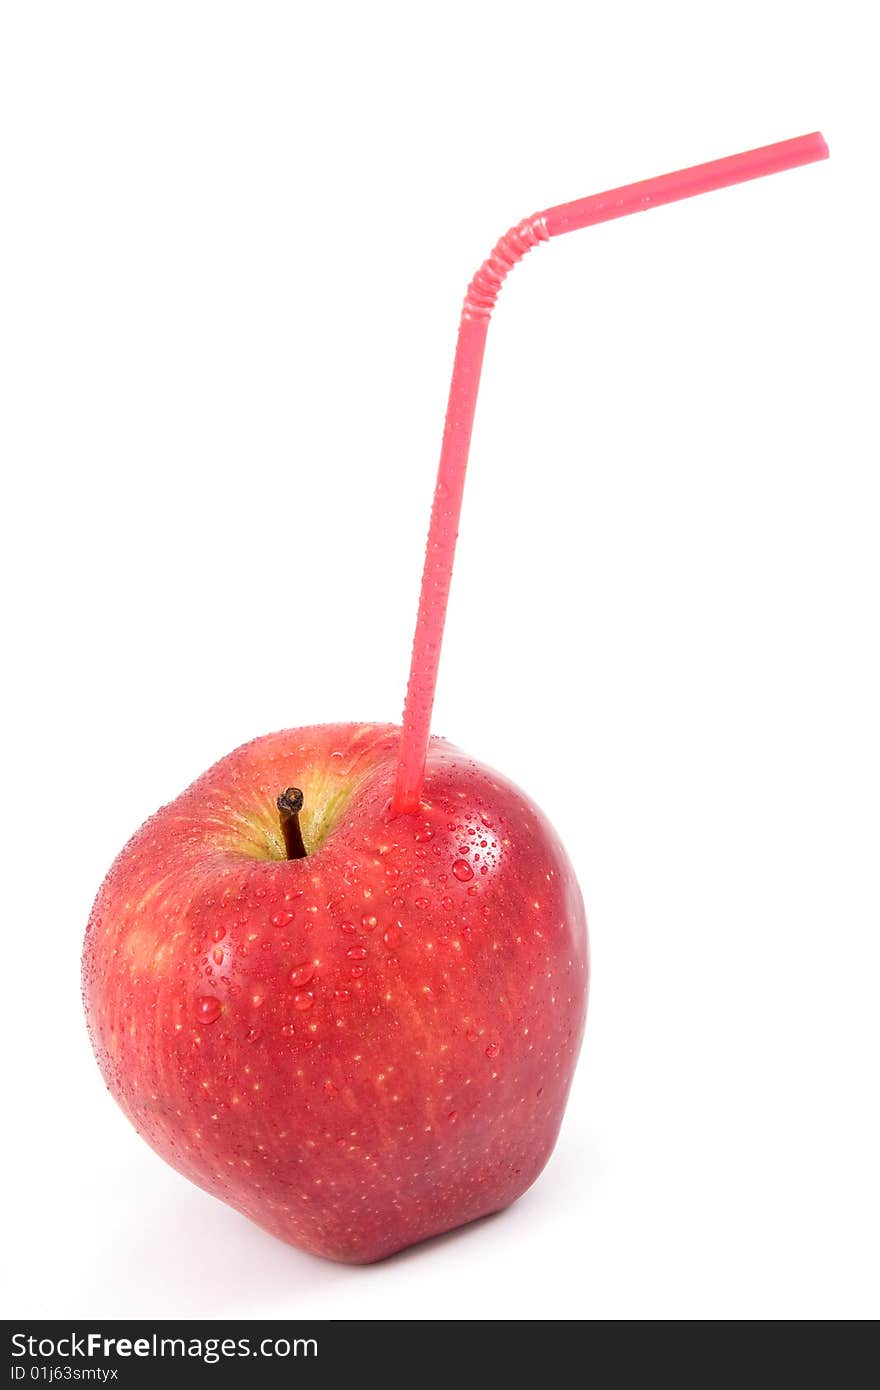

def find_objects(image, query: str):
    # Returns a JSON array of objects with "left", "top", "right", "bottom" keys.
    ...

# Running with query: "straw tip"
[{"left": 811, "top": 131, "right": 830, "bottom": 160}]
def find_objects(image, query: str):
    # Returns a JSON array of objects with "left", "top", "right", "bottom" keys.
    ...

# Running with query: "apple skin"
[{"left": 83, "top": 723, "right": 588, "bottom": 1263}]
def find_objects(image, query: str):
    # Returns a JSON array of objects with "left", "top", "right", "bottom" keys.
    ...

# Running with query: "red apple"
[{"left": 82, "top": 723, "right": 588, "bottom": 1263}]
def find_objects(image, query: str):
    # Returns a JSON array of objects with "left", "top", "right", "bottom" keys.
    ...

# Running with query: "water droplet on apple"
[
  {"left": 466, "top": 1028, "right": 479, "bottom": 1043},
  {"left": 292, "top": 990, "right": 314, "bottom": 1012},
  {"left": 485, "top": 1042, "right": 500, "bottom": 1059},
  {"left": 323, "top": 1079, "right": 339, "bottom": 1096},
  {"left": 212, "top": 947, "right": 224, "bottom": 965},
  {"left": 383, "top": 923, "right": 401, "bottom": 948},
  {"left": 334, "top": 988, "right": 351, "bottom": 1003},
  {"left": 245, "top": 1026, "right": 261, "bottom": 1043},
  {"left": 415, "top": 827, "right": 434, "bottom": 843},
  {"left": 452, "top": 859, "right": 474, "bottom": 882},
  {"left": 195, "top": 996, "right": 222, "bottom": 1024},
  {"left": 346, "top": 946, "right": 367, "bottom": 960},
  {"left": 350, "top": 965, "right": 365, "bottom": 979},
  {"left": 340, "top": 921, "right": 357, "bottom": 935},
  {"left": 361, "top": 913, "right": 377, "bottom": 932},
  {"left": 289, "top": 961, "right": 315, "bottom": 988},
  {"left": 272, "top": 909, "right": 295, "bottom": 927},
  {"left": 415, "top": 897, "right": 429, "bottom": 910},
  {"left": 211, "top": 926, "right": 226, "bottom": 942}
]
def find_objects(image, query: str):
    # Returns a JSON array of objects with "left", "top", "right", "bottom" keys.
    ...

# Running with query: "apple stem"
[
  {"left": 391, "top": 132, "right": 829, "bottom": 814},
  {"left": 277, "top": 788, "right": 307, "bottom": 859}
]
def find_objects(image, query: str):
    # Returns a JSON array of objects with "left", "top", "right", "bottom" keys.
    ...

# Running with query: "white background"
[{"left": 2, "top": 1, "right": 877, "bottom": 1321}]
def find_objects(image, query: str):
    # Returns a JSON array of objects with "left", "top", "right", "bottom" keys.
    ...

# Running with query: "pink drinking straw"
[{"left": 392, "top": 132, "right": 829, "bottom": 814}]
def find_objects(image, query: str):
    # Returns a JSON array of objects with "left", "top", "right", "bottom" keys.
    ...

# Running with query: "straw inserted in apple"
[{"left": 391, "top": 132, "right": 829, "bottom": 815}]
